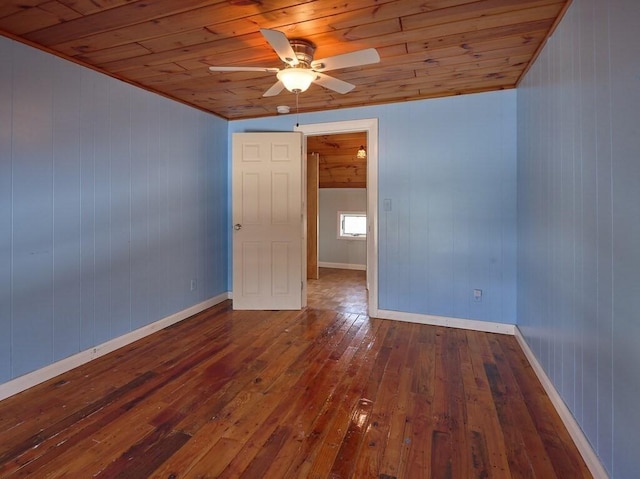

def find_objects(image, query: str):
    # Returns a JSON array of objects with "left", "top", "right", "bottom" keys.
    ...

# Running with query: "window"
[{"left": 338, "top": 211, "right": 367, "bottom": 240}]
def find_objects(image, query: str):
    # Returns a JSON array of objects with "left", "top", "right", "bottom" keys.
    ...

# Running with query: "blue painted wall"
[
  {"left": 517, "top": 0, "right": 640, "bottom": 476},
  {"left": 230, "top": 90, "right": 518, "bottom": 324},
  {"left": 0, "top": 37, "right": 228, "bottom": 384}
]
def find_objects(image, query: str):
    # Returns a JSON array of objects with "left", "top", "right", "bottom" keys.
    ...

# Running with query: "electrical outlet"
[
  {"left": 473, "top": 289, "right": 482, "bottom": 302},
  {"left": 190, "top": 279, "right": 197, "bottom": 291}
]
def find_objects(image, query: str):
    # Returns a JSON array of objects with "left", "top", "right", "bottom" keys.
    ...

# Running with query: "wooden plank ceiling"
[
  {"left": 308, "top": 132, "right": 367, "bottom": 188},
  {"left": 0, "top": 0, "right": 570, "bottom": 120}
]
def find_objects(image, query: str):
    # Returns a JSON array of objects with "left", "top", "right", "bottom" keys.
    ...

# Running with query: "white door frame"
[{"left": 296, "top": 118, "right": 379, "bottom": 317}]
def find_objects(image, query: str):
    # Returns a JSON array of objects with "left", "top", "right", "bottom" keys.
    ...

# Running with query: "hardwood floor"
[
  {"left": 307, "top": 267, "right": 368, "bottom": 315},
  {"left": 0, "top": 269, "right": 591, "bottom": 478}
]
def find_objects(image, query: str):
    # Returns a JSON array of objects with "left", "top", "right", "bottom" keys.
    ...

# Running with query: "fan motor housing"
[{"left": 289, "top": 39, "right": 316, "bottom": 67}]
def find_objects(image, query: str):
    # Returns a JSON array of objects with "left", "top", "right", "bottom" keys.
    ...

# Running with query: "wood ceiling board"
[
  {"left": 402, "top": 4, "right": 565, "bottom": 39},
  {"left": 400, "top": 0, "right": 565, "bottom": 29},
  {"left": 119, "top": 62, "right": 201, "bottom": 81},
  {"left": 75, "top": 41, "right": 152, "bottom": 63},
  {"left": 300, "top": 18, "right": 553, "bottom": 58},
  {"left": 137, "top": 28, "right": 226, "bottom": 54},
  {"left": 309, "top": 131, "right": 368, "bottom": 189},
  {"left": 413, "top": 45, "right": 539, "bottom": 70},
  {"left": 97, "top": 31, "right": 276, "bottom": 72},
  {"left": 0, "top": 3, "right": 81, "bottom": 35},
  {"left": 23, "top": 0, "right": 223, "bottom": 45},
  {"left": 402, "top": 26, "right": 550, "bottom": 56},
  {"left": 0, "top": 1, "right": 49, "bottom": 19},
  {"left": 57, "top": 0, "right": 140, "bottom": 16},
  {"left": 53, "top": 18, "right": 220, "bottom": 56},
  {"left": 308, "top": 133, "right": 366, "bottom": 152},
  {"left": 414, "top": 18, "right": 555, "bottom": 55},
  {"left": 205, "top": 0, "right": 401, "bottom": 39},
  {"left": 0, "top": 0, "right": 571, "bottom": 120},
  {"left": 51, "top": 0, "right": 393, "bottom": 56},
  {"left": 38, "top": 2, "right": 84, "bottom": 20}
]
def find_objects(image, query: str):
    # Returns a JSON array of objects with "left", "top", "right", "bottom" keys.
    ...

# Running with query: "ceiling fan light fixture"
[
  {"left": 277, "top": 68, "right": 316, "bottom": 93},
  {"left": 357, "top": 145, "right": 367, "bottom": 159}
]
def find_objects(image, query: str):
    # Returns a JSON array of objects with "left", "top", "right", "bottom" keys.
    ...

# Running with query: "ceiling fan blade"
[
  {"left": 263, "top": 80, "right": 286, "bottom": 97},
  {"left": 260, "top": 28, "right": 299, "bottom": 66},
  {"left": 311, "top": 48, "right": 380, "bottom": 72},
  {"left": 209, "top": 66, "right": 280, "bottom": 72},
  {"left": 313, "top": 72, "right": 355, "bottom": 94}
]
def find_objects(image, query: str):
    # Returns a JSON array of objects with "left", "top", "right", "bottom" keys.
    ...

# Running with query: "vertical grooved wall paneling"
[
  {"left": 0, "top": 36, "right": 228, "bottom": 385},
  {"left": 0, "top": 37, "right": 12, "bottom": 381},
  {"left": 517, "top": 0, "right": 640, "bottom": 476}
]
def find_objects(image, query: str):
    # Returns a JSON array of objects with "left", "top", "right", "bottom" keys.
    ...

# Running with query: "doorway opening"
[
  {"left": 306, "top": 132, "right": 367, "bottom": 315},
  {"left": 296, "top": 119, "right": 379, "bottom": 317}
]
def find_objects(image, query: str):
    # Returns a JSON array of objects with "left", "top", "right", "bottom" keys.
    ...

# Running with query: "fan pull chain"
[{"left": 295, "top": 92, "right": 300, "bottom": 127}]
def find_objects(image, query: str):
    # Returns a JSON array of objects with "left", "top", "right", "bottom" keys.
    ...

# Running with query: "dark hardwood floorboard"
[{"left": 0, "top": 268, "right": 592, "bottom": 478}]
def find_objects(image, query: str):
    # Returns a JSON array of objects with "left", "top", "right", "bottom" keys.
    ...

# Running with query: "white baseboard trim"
[
  {"left": 375, "top": 309, "right": 516, "bottom": 335},
  {"left": 514, "top": 327, "right": 609, "bottom": 479},
  {"left": 0, "top": 292, "right": 231, "bottom": 402},
  {"left": 319, "top": 262, "right": 366, "bottom": 271}
]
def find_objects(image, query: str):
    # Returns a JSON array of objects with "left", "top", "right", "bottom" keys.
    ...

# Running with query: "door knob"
[{"left": 234, "top": 224, "right": 242, "bottom": 231}]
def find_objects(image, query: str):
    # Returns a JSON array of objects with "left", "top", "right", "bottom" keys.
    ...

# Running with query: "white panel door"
[{"left": 232, "top": 132, "right": 304, "bottom": 310}]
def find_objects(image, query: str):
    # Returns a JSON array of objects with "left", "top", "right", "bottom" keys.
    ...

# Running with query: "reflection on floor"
[
  {"left": 0, "top": 269, "right": 593, "bottom": 477},
  {"left": 307, "top": 267, "right": 367, "bottom": 316}
]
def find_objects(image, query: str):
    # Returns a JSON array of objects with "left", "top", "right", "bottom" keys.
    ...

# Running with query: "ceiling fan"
[{"left": 208, "top": 28, "right": 380, "bottom": 97}]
